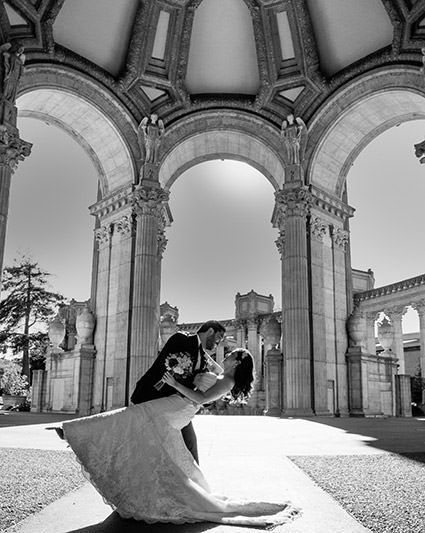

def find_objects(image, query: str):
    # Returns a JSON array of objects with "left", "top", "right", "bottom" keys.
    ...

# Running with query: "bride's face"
[{"left": 223, "top": 352, "right": 239, "bottom": 370}]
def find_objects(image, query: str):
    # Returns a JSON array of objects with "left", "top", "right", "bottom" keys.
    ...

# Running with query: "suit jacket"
[{"left": 131, "top": 331, "right": 207, "bottom": 404}]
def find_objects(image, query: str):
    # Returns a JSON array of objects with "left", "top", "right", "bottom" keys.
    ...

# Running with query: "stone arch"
[
  {"left": 307, "top": 67, "right": 425, "bottom": 198},
  {"left": 159, "top": 112, "right": 285, "bottom": 191},
  {"left": 17, "top": 66, "right": 139, "bottom": 196}
]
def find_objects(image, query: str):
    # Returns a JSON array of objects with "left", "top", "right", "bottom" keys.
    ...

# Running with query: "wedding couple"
[{"left": 61, "top": 320, "right": 301, "bottom": 528}]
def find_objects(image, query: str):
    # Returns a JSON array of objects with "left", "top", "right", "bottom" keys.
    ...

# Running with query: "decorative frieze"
[
  {"left": 89, "top": 185, "right": 133, "bottom": 219},
  {"left": 310, "top": 185, "right": 355, "bottom": 221}
]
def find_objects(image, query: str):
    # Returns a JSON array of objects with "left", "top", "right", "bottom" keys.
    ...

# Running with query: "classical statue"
[
  {"left": 0, "top": 41, "right": 25, "bottom": 103},
  {"left": 414, "top": 139, "right": 425, "bottom": 164},
  {"left": 280, "top": 114, "right": 307, "bottom": 165},
  {"left": 138, "top": 113, "right": 165, "bottom": 164}
]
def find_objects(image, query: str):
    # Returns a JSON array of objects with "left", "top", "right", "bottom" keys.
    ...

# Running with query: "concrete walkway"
[{"left": 2, "top": 412, "right": 425, "bottom": 532}]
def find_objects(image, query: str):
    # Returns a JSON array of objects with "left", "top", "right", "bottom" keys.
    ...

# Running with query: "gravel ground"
[
  {"left": 0, "top": 447, "right": 85, "bottom": 533},
  {"left": 290, "top": 453, "right": 425, "bottom": 533}
]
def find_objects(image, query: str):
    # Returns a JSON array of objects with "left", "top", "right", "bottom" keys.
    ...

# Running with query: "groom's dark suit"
[{"left": 131, "top": 331, "right": 207, "bottom": 463}]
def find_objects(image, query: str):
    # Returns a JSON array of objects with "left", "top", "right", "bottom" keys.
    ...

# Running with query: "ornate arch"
[
  {"left": 159, "top": 111, "right": 285, "bottom": 190},
  {"left": 17, "top": 65, "right": 138, "bottom": 196},
  {"left": 307, "top": 67, "right": 425, "bottom": 198}
]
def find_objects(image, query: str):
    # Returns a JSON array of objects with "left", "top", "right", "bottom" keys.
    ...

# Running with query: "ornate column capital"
[
  {"left": 310, "top": 216, "right": 328, "bottom": 241},
  {"left": 330, "top": 226, "right": 349, "bottom": 251},
  {"left": 273, "top": 186, "right": 312, "bottom": 222},
  {"left": 0, "top": 126, "right": 32, "bottom": 172},
  {"left": 114, "top": 213, "right": 134, "bottom": 239},
  {"left": 94, "top": 223, "right": 113, "bottom": 249},
  {"left": 132, "top": 185, "right": 170, "bottom": 219}
]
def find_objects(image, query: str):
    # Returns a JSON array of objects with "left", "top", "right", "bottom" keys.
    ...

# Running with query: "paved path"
[{"left": 3, "top": 412, "right": 425, "bottom": 532}]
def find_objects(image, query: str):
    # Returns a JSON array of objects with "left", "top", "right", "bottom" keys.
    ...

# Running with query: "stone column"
[
  {"left": 330, "top": 225, "right": 350, "bottom": 416},
  {"left": 91, "top": 222, "right": 113, "bottom": 411},
  {"left": 247, "top": 318, "right": 261, "bottom": 379},
  {"left": 129, "top": 184, "right": 171, "bottom": 394},
  {"left": 235, "top": 320, "right": 245, "bottom": 348},
  {"left": 386, "top": 306, "right": 406, "bottom": 374},
  {"left": 412, "top": 300, "right": 425, "bottom": 402},
  {"left": 0, "top": 128, "right": 31, "bottom": 284},
  {"left": 309, "top": 214, "right": 329, "bottom": 415},
  {"left": 264, "top": 346, "right": 283, "bottom": 416},
  {"left": 0, "top": 41, "right": 32, "bottom": 287},
  {"left": 272, "top": 186, "right": 313, "bottom": 416}
]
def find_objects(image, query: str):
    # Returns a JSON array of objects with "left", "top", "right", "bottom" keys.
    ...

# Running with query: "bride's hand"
[{"left": 162, "top": 372, "right": 178, "bottom": 388}]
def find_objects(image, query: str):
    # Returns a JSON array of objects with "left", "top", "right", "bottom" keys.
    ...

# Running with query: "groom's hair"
[{"left": 197, "top": 320, "right": 226, "bottom": 335}]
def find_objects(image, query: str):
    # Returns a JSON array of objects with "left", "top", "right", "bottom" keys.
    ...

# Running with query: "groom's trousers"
[{"left": 181, "top": 422, "right": 198, "bottom": 464}]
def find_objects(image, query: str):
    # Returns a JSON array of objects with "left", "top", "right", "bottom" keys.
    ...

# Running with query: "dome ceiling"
[{"left": 2, "top": 0, "right": 425, "bottom": 125}]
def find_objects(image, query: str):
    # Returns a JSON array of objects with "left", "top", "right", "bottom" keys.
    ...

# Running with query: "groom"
[{"left": 131, "top": 320, "right": 226, "bottom": 463}]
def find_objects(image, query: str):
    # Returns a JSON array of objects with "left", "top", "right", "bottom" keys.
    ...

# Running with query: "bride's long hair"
[{"left": 229, "top": 348, "right": 255, "bottom": 402}]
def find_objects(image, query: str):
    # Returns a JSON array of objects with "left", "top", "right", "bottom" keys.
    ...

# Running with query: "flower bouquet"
[{"left": 154, "top": 352, "right": 193, "bottom": 390}]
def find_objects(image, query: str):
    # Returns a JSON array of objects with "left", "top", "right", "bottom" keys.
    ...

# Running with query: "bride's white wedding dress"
[{"left": 63, "top": 394, "right": 300, "bottom": 529}]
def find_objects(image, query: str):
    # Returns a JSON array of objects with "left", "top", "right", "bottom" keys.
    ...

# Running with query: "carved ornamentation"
[
  {"left": 89, "top": 185, "right": 133, "bottom": 219},
  {"left": 0, "top": 126, "right": 32, "bottom": 171},
  {"left": 132, "top": 185, "right": 169, "bottom": 218},
  {"left": 157, "top": 228, "right": 168, "bottom": 259},
  {"left": 354, "top": 273, "right": 425, "bottom": 304},
  {"left": 365, "top": 311, "right": 380, "bottom": 324},
  {"left": 94, "top": 224, "right": 113, "bottom": 249},
  {"left": 0, "top": 41, "right": 25, "bottom": 103},
  {"left": 310, "top": 185, "right": 355, "bottom": 221},
  {"left": 310, "top": 216, "right": 328, "bottom": 241},
  {"left": 280, "top": 114, "right": 308, "bottom": 166},
  {"left": 275, "top": 230, "right": 285, "bottom": 257},
  {"left": 115, "top": 214, "right": 133, "bottom": 238},
  {"left": 384, "top": 305, "right": 407, "bottom": 323},
  {"left": 414, "top": 138, "right": 425, "bottom": 164},
  {"left": 274, "top": 187, "right": 312, "bottom": 219},
  {"left": 412, "top": 299, "right": 425, "bottom": 318},
  {"left": 331, "top": 226, "right": 349, "bottom": 251},
  {"left": 137, "top": 114, "right": 165, "bottom": 165}
]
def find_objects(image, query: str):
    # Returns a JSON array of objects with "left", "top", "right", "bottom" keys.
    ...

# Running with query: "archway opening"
[
  {"left": 348, "top": 119, "right": 425, "bottom": 333},
  {"left": 160, "top": 159, "right": 280, "bottom": 323},
  {"left": 5, "top": 116, "right": 98, "bottom": 301}
]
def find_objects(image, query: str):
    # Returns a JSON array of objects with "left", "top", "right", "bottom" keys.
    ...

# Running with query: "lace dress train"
[{"left": 63, "top": 395, "right": 300, "bottom": 528}]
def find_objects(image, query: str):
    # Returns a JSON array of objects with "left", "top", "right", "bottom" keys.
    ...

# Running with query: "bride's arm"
[{"left": 162, "top": 372, "right": 233, "bottom": 404}]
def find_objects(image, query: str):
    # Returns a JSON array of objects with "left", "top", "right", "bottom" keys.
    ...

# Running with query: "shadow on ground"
[
  {"left": 66, "top": 512, "right": 252, "bottom": 533},
  {"left": 308, "top": 416, "right": 425, "bottom": 456},
  {"left": 0, "top": 411, "right": 77, "bottom": 427}
]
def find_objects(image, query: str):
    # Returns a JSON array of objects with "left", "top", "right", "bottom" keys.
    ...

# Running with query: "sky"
[{"left": 5, "top": 116, "right": 425, "bottom": 332}]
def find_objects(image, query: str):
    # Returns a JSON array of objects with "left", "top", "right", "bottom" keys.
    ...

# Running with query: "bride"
[{"left": 61, "top": 348, "right": 301, "bottom": 528}]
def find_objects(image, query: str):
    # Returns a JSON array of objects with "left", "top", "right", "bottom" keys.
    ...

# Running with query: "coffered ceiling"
[{"left": 2, "top": 0, "right": 425, "bottom": 124}]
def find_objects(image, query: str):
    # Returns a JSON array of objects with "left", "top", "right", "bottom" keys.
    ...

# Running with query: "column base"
[
  {"left": 263, "top": 407, "right": 282, "bottom": 417},
  {"left": 281, "top": 407, "right": 315, "bottom": 417}
]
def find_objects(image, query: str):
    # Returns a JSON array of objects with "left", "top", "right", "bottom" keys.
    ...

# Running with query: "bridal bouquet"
[{"left": 154, "top": 352, "right": 193, "bottom": 390}]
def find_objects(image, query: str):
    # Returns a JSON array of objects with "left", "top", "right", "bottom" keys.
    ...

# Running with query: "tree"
[{"left": 0, "top": 257, "right": 64, "bottom": 381}]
